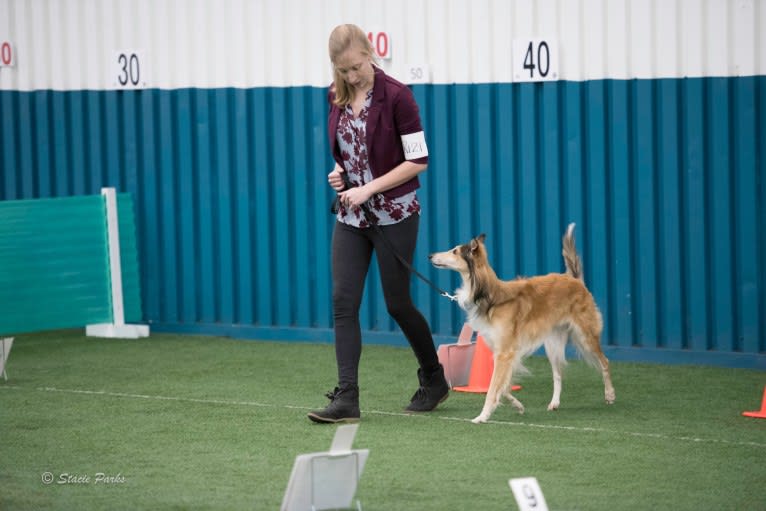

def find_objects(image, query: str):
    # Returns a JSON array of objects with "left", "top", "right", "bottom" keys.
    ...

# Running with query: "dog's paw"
[
  {"left": 471, "top": 415, "right": 488, "bottom": 424},
  {"left": 605, "top": 389, "right": 616, "bottom": 404},
  {"left": 546, "top": 402, "right": 559, "bottom": 411}
]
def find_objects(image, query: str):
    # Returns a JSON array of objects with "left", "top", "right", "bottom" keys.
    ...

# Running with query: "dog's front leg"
[{"left": 472, "top": 352, "right": 519, "bottom": 423}]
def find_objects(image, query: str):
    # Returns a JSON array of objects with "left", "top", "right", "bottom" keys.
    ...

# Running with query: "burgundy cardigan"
[{"left": 327, "top": 67, "right": 428, "bottom": 199}]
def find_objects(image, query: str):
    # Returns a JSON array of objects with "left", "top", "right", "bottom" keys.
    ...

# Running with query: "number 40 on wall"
[{"left": 513, "top": 38, "right": 558, "bottom": 83}]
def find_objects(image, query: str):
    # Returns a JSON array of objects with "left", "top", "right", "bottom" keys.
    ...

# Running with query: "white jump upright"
[{"left": 86, "top": 188, "right": 149, "bottom": 339}]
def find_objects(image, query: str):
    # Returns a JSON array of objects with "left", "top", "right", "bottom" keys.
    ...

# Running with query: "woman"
[{"left": 308, "top": 24, "right": 449, "bottom": 423}]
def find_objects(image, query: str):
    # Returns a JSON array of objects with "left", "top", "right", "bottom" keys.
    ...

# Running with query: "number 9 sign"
[
  {"left": 509, "top": 477, "right": 549, "bottom": 511},
  {"left": 367, "top": 30, "right": 391, "bottom": 60}
]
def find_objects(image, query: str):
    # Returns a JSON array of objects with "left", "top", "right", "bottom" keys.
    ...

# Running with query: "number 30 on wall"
[
  {"left": 113, "top": 50, "right": 147, "bottom": 89},
  {"left": 513, "top": 38, "right": 558, "bottom": 83}
]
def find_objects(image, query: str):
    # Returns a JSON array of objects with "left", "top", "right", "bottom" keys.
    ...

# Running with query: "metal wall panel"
[
  {"left": 0, "top": 0, "right": 763, "bottom": 91},
  {"left": 0, "top": 0, "right": 764, "bottom": 367},
  {"left": 1, "top": 78, "right": 763, "bottom": 367},
  {"left": 412, "top": 78, "right": 765, "bottom": 368}
]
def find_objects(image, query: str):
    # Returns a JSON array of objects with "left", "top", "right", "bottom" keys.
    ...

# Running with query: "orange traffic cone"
[
  {"left": 742, "top": 386, "right": 766, "bottom": 419},
  {"left": 453, "top": 335, "right": 521, "bottom": 393}
]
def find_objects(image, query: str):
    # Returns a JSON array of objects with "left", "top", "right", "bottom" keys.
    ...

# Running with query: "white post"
[
  {"left": 86, "top": 188, "right": 149, "bottom": 339},
  {"left": 103, "top": 187, "right": 125, "bottom": 326}
]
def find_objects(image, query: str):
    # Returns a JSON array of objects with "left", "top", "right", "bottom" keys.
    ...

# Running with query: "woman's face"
[{"left": 334, "top": 45, "right": 374, "bottom": 92}]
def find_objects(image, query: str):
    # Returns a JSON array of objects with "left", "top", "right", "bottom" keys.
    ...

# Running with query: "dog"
[{"left": 429, "top": 223, "right": 615, "bottom": 423}]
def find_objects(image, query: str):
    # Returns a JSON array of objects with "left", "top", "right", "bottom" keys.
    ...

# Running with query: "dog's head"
[{"left": 429, "top": 234, "right": 487, "bottom": 276}]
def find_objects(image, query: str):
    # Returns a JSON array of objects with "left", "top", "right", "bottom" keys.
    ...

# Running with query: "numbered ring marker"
[
  {"left": 112, "top": 50, "right": 147, "bottom": 89},
  {"left": 406, "top": 64, "right": 431, "bottom": 84},
  {"left": 367, "top": 30, "right": 391, "bottom": 60},
  {"left": 509, "top": 477, "right": 549, "bottom": 511},
  {"left": 512, "top": 38, "right": 558, "bottom": 83},
  {"left": 0, "top": 41, "right": 15, "bottom": 67}
]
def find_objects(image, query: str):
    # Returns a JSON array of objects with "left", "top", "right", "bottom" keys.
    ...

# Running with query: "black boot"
[
  {"left": 307, "top": 385, "right": 360, "bottom": 424},
  {"left": 405, "top": 365, "right": 449, "bottom": 412}
]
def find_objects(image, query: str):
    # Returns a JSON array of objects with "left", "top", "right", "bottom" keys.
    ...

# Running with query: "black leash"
[{"left": 331, "top": 173, "right": 456, "bottom": 302}]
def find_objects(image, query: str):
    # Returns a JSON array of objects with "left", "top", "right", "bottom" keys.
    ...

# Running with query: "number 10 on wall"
[
  {"left": 513, "top": 38, "right": 558, "bottom": 83},
  {"left": 367, "top": 31, "right": 391, "bottom": 60},
  {"left": 0, "top": 41, "right": 15, "bottom": 67}
]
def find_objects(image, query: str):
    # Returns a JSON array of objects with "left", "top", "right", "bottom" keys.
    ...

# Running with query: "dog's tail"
[{"left": 562, "top": 223, "right": 583, "bottom": 280}]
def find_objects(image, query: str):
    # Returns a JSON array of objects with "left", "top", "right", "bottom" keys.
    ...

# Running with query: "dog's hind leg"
[
  {"left": 594, "top": 349, "right": 615, "bottom": 404},
  {"left": 472, "top": 351, "right": 519, "bottom": 424},
  {"left": 598, "top": 352, "right": 615, "bottom": 405},
  {"left": 501, "top": 387, "right": 525, "bottom": 414},
  {"left": 544, "top": 329, "right": 568, "bottom": 411},
  {"left": 571, "top": 323, "right": 615, "bottom": 405}
]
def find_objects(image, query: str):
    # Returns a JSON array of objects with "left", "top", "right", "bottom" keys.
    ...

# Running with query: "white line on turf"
[{"left": 2, "top": 385, "right": 764, "bottom": 449}]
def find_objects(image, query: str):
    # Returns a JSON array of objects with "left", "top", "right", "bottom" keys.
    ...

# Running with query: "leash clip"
[{"left": 441, "top": 291, "right": 458, "bottom": 302}]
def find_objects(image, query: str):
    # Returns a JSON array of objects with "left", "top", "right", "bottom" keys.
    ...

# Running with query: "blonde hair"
[{"left": 328, "top": 24, "right": 377, "bottom": 107}]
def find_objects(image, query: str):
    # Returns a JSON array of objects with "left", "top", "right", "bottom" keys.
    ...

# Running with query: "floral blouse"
[{"left": 335, "top": 89, "right": 420, "bottom": 228}]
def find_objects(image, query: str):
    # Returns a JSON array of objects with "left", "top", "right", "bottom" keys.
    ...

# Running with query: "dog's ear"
[{"left": 470, "top": 234, "right": 486, "bottom": 252}]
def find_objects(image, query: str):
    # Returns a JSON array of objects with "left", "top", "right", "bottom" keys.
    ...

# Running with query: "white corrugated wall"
[{"left": 0, "top": 0, "right": 763, "bottom": 91}]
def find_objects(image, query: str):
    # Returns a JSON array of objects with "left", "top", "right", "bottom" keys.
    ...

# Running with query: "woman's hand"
[
  {"left": 338, "top": 185, "right": 373, "bottom": 209},
  {"left": 329, "top": 164, "right": 372, "bottom": 208},
  {"left": 327, "top": 164, "right": 345, "bottom": 192}
]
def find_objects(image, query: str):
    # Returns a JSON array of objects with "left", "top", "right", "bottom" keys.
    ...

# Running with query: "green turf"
[{"left": 0, "top": 330, "right": 764, "bottom": 510}]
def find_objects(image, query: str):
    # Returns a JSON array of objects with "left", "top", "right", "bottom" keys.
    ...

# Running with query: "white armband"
[{"left": 401, "top": 131, "right": 428, "bottom": 160}]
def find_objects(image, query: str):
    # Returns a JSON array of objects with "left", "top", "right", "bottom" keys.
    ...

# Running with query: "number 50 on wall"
[{"left": 513, "top": 38, "right": 558, "bottom": 82}]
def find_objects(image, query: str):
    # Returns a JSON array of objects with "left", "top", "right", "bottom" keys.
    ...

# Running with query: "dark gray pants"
[{"left": 331, "top": 214, "right": 439, "bottom": 387}]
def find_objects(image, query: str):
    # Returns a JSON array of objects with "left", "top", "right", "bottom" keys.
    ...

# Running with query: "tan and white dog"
[{"left": 429, "top": 224, "right": 615, "bottom": 423}]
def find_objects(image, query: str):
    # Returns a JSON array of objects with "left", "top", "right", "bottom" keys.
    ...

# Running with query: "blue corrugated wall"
[{"left": 1, "top": 77, "right": 764, "bottom": 368}]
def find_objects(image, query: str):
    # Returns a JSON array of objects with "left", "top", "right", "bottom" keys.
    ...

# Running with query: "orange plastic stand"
[
  {"left": 453, "top": 335, "right": 521, "bottom": 393},
  {"left": 742, "top": 386, "right": 766, "bottom": 419}
]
